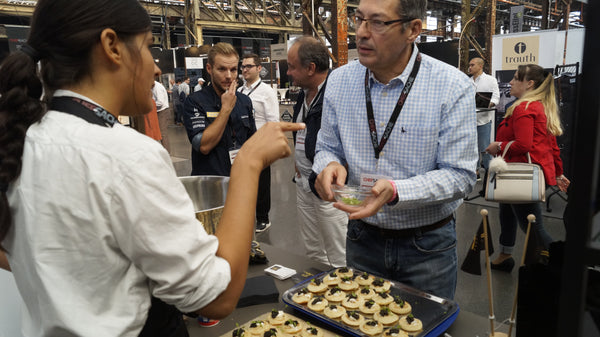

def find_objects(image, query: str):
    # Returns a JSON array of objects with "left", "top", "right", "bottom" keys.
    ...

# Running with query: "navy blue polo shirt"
[{"left": 182, "top": 85, "right": 255, "bottom": 176}]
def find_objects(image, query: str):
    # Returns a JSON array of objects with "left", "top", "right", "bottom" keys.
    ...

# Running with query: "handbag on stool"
[{"left": 485, "top": 141, "right": 546, "bottom": 203}]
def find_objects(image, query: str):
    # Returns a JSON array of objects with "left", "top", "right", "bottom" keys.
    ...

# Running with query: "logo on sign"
[
  {"left": 514, "top": 42, "right": 526, "bottom": 54},
  {"left": 501, "top": 35, "right": 539, "bottom": 70}
]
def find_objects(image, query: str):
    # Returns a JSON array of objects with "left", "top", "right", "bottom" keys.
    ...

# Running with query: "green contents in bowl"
[
  {"left": 341, "top": 196, "right": 362, "bottom": 205},
  {"left": 332, "top": 184, "right": 372, "bottom": 207}
]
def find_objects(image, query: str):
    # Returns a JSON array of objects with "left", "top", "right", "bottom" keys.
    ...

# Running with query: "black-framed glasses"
[
  {"left": 240, "top": 64, "right": 258, "bottom": 70},
  {"left": 353, "top": 16, "right": 415, "bottom": 33}
]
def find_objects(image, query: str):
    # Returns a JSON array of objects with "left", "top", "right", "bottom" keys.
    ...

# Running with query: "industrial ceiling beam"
[
  {"left": 141, "top": 1, "right": 187, "bottom": 17},
  {"left": 485, "top": 0, "right": 497, "bottom": 73},
  {"left": 301, "top": 10, "right": 338, "bottom": 63},
  {"left": 195, "top": 19, "right": 303, "bottom": 33},
  {"left": 332, "top": 0, "right": 348, "bottom": 67},
  {"left": 460, "top": 0, "right": 497, "bottom": 73},
  {"left": 497, "top": 0, "right": 563, "bottom": 17},
  {"left": 0, "top": 4, "right": 34, "bottom": 16},
  {"left": 459, "top": 0, "right": 472, "bottom": 72},
  {"left": 0, "top": 0, "right": 576, "bottom": 57}
]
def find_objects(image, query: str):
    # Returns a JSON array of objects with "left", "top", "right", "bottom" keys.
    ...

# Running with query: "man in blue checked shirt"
[{"left": 311, "top": 0, "right": 477, "bottom": 299}]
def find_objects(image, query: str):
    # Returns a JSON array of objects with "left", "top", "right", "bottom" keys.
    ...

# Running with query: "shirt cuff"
[
  {"left": 387, "top": 180, "right": 399, "bottom": 206},
  {"left": 192, "top": 132, "right": 203, "bottom": 152},
  {"left": 313, "top": 154, "right": 343, "bottom": 175},
  {"left": 174, "top": 255, "right": 231, "bottom": 313}
]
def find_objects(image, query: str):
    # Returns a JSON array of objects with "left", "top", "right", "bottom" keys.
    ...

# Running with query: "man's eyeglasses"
[
  {"left": 353, "top": 16, "right": 415, "bottom": 33},
  {"left": 240, "top": 64, "right": 258, "bottom": 70}
]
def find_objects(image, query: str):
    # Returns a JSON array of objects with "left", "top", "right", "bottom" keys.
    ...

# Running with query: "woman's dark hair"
[
  {"left": 0, "top": 0, "right": 151, "bottom": 251},
  {"left": 514, "top": 64, "right": 547, "bottom": 90}
]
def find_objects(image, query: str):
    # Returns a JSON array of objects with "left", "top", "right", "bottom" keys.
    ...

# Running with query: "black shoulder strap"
[{"left": 50, "top": 96, "right": 119, "bottom": 127}]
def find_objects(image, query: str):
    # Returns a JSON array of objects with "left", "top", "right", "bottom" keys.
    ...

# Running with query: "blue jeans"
[
  {"left": 498, "top": 202, "right": 553, "bottom": 255},
  {"left": 477, "top": 122, "right": 492, "bottom": 170},
  {"left": 346, "top": 218, "right": 458, "bottom": 300}
]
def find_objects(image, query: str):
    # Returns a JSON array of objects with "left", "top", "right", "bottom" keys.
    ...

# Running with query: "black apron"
[{"left": 51, "top": 96, "right": 189, "bottom": 337}]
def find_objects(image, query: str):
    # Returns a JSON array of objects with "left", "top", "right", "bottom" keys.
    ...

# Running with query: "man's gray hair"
[
  {"left": 291, "top": 36, "right": 330, "bottom": 73},
  {"left": 397, "top": 0, "right": 427, "bottom": 24}
]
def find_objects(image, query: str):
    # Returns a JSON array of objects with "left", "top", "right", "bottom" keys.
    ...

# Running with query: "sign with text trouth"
[
  {"left": 492, "top": 29, "right": 583, "bottom": 73},
  {"left": 501, "top": 35, "right": 540, "bottom": 70},
  {"left": 510, "top": 5, "right": 524, "bottom": 33},
  {"left": 271, "top": 43, "right": 287, "bottom": 61}
]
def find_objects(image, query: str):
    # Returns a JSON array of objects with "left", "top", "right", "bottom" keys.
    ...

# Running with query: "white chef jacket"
[
  {"left": 5, "top": 90, "right": 231, "bottom": 337},
  {"left": 470, "top": 72, "right": 500, "bottom": 125},
  {"left": 238, "top": 80, "right": 280, "bottom": 130}
]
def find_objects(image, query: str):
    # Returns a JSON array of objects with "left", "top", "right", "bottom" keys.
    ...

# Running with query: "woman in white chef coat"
[{"left": 0, "top": 0, "right": 303, "bottom": 336}]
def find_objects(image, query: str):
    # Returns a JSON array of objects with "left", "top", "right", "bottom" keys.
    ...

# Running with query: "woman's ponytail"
[{"left": 0, "top": 47, "right": 45, "bottom": 251}]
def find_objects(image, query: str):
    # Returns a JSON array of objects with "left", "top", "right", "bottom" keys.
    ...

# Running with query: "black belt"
[{"left": 361, "top": 215, "right": 454, "bottom": 238}]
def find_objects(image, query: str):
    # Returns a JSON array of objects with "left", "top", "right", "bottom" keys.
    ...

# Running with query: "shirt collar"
[
  {"left": 472, "top": 72, "right": 485, "bottom": 83},
  {"left": 242, "top": 78, "right": 261, "bottom": 92},
  {"left": 302, "top": 78, "right": 327, "bottom": 110},
  {"left": 302, "top": 78, "right": 326, "bottom": 97},
  {"left": 368, "top": 43, "right": 420, "bottom": 87}
]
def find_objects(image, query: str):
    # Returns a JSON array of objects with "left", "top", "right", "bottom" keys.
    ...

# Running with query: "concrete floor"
[{"left": 166, "top": 123, "right": 568, "bottom": 332}]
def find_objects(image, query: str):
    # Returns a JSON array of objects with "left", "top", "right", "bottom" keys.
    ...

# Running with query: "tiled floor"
[{"left": 166, "top": 124, "right": 568, "bottom": 328}]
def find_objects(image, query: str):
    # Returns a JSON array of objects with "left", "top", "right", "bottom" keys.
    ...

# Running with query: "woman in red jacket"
[{"left": 485, "top": 64, "right": 570, "bottom": 272}]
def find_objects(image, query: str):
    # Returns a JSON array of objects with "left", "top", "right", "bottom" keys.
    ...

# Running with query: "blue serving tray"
[{"left": 282, "top": 269, "right": 459, "bottom": 337}]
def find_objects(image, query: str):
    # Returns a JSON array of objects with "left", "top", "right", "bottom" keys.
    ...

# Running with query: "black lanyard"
[
  {"left": 365, "top": 53, "right": 421, "bottom": 159},
  {"left": 243, "top": 80, "right": 261, "bottom": 97},
  {"left": 50, "top": 96, "right": 119, "bottom": 127}
]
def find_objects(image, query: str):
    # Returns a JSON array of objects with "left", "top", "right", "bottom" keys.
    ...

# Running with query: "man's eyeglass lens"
[
  {"left": 241, "top": 65, "right": 257, "bottom": 70},
  {"left": 353, "top": 16, "right": 414, "bottom": 33}
]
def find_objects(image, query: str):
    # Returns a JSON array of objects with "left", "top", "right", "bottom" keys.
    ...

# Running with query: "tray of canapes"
[
  {"left": 223, "top": 311, "right": 339, "bottom": 337},
  {"left": 281, "top": 267, "right": 459, "bottom": 337}
]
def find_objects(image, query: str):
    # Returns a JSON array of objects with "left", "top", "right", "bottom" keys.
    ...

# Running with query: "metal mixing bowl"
[{"left": 179, "top": 175, "right": 229, "bottom": 235}]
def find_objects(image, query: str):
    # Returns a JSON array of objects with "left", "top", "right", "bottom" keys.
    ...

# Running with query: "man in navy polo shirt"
[{"left": 182, "top": 42, "right": 255, "bottom": 176}]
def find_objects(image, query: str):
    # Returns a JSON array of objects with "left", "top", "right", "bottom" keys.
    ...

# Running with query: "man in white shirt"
[
  {"left": 288, "top": 37, "right": 347, "bottom": 267},
  {"left": 468, "top": 57, "right": 500, "bottom": 178},
  {"left": 152, "top": 80, "right": 171, "bottom": 152},
  {"left": 238, "top": 53, "right": 280, "bottom": 232},
  {"left": 194, "top": 77, "right": 205, "bottom": 92}
]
